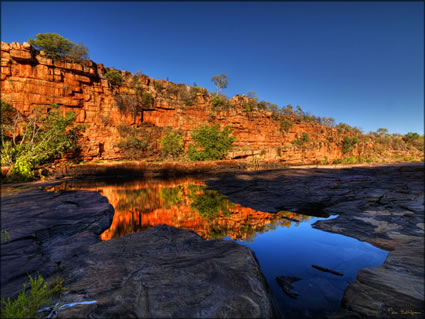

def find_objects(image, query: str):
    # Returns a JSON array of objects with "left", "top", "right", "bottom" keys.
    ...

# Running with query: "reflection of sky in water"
[
  {"left": 226, "top": 215, "right": 388, "bottom": 319},
  {"left": 46, "top": 179, "right": 389, "bottom": 319}
]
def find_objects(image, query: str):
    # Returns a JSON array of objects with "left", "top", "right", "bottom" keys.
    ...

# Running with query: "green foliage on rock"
[
  {"left": 141, "top": 92, "right": 154, "bottom": 107},
  {"left": 292, "top": 132, "right": 310, "bottom": 147},
  {"left": 1, "top": 273, "right": 65, "bottom": 319},
  {"left": 280, "top": 118, "right": 293, "bottom": 133},
  {"left": 211, "top": 94, "right": 230, "bottom": 110},
  {"left": 159, "top": 131, "right": 184, "bottom": 159},
  {"left": 116, "top": 124, "right": 149, "bottom": 159},
  {"left": 188, "top": 124, "right": 235, "bottom": 161},
  {"left": 342, "top": 136, "right": 359, "bottom": 154},
  {"left": 105, "top": 70, "right": 123, "bottom": 86},
  {"left": 1, "top": 102, "right": 86, "bottom": 181},
  {"left": 28, "top": 33, "right": 89, "bottom": 61}
]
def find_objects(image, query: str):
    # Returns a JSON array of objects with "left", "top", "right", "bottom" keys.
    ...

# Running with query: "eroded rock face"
[
  {"left": 0, "top": 188, "right": 114, "bottom": 299},
  {"left": 58, "top": 225, "right": 278, "bottom": 318},
  {"left": 2, "top": 42, "right": 421, "bottom": 164}
]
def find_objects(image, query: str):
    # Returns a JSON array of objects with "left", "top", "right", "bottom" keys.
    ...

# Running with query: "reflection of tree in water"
[
  {"left": 159, "top": 185, "right": 183, "bottom": 208},
  {"left": 116, "top": 188, "right": 161, "bottom": 213},
  {"left": 188, "top": 185, "right": 234, "bottom": 221}
]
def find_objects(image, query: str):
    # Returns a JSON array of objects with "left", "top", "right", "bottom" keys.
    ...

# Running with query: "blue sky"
[{"left": 1, "top": 1, "right": 423, "bottom": 135}]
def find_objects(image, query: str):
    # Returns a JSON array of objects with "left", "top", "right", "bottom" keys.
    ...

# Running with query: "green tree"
[
  {"left": 159, "top": 131, "right": 184, "bottom": 159},
  {"left": 211, "top": 74, "right": 228, "bottom": 94},
  {"left": 376, "top": 128, "right": 389, "bottom": 136},
  {"left": 342, "top": 136, "right": 358, "bottom": 154},
  {"left": 188, "top": 124, "right": 235, "bottom": 161},
  {"left": 28, "top": 33, "right": 73, "bottom": 59},
  {"left": 66, "top": 42, "right": 89, "bottom": 63},
  {"left": 1, "top": 102, "right": 86, "bottom": 180},
  {"left": 105, "top": 70, "right": 123, "bottom": 86}
]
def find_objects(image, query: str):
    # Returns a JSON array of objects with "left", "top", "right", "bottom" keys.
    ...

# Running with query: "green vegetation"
[
  {"left": 116, "top": 124, "right": 149, "bottom": 159},
  {"left": 291, "top": 132, "right": 310, "bottom": 147},
  {"left": 159, "top": 131, "right": 184, "bottom": 159},
  {"left": 279, "top": 118, "right": 293, "bottom": 133},
  {"left": 342, "top": 136, "right": 358, "bottom": 154},
  {"left": 211, "top": 94, "right": 230, "bottom": 109},
  {"left": 188, "top": 124, "right": 235, "bottom": 161},
  {"left": 105, "top": 69, "right": 123, "bottom": 86},
  {"left": 28, "top": 33, "right": 89, "bottom": 62},
  {"left": 141, "top": 92, "right": 154, "bottom": 107},
  {"left": 1, "top": 229, "right": 10, "bottom": 242},
  {"left": 159, "top": 185, "right": 183, "bottom": 209},
  {"left": 1, "top": 274, "right": 65, "bottom": 319},
  {"left": 1, "top": 102, "right": 86, "bottom": 181},
  {"left": 403, "top": 132, "right": 424, "bottom": 151},
  {"left": 211, "top": 74, "right": 228, "bottom": 94},
  {"left": 188, "top": 185, "right": 234, "bottom": 220}
]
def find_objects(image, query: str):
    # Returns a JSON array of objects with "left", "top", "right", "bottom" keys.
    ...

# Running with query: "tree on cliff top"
[
  {"left": 211, "top": 74, "right": 228, "bottom": 94},
  {"left": 28, "top": 33, "right": 89, "bottom": 61}
]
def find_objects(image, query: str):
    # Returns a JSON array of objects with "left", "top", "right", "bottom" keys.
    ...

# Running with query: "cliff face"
[{"left": 1, "top": 42, "right": 420, "bottom": 164}]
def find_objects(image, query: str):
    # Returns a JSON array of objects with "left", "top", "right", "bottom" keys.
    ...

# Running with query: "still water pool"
[{"left": 48, "top": 177, "right": 388, "bottom": 318}]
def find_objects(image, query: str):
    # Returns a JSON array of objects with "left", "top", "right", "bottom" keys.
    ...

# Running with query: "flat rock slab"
[
  {"left": 342, "top": 238, "right": 424, "bottom": 319},
  {"left": 1, "top": 188, "right": 114, "bottom": 299},
  {"left": 59, "top": 225, "right": 278, "bottom": 318}
]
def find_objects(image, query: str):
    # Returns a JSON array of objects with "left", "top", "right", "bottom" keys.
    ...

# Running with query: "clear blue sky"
[{"left": 1, "top": 1, "right": 423, "bottom": 135}]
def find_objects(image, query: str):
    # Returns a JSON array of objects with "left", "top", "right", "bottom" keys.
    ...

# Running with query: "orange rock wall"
[{"left": 0, "top": 41, "right": 377, "bottom": 164}]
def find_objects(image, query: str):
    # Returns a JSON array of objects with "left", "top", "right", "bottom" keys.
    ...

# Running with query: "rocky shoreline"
[
  {"left": 1, "top": 162, "right": 423, "bottom": 318},
  {"left": 206, "top": 162, "right": 424, "bottom": 318},
  {"left": 1, "top": 187, "right": 278, "bottom": 318}
]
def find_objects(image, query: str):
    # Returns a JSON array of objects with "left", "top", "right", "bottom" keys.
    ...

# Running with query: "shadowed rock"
[
  {"left": 59, "top": 225, "right": 278, "bottom": 318},
  {"left": 1, "top": 188, "right": 114, "bottom": 299}
]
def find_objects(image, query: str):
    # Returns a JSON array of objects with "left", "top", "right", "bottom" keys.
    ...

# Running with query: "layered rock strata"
[{"left": 3, "top": 41, "right": 420, "bottom": 164}]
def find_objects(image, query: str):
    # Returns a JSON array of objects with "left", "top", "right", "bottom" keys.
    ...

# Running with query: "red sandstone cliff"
[{"left": 1, "top": 42, "right": 421, "bottom": 164}]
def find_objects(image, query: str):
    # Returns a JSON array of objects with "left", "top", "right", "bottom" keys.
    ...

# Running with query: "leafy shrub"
[
  {"left": 105, "top": 70, "right": 123, "bottom": 86},
  {"left": 280, "top": 118, "right": 293, "bottom": 133},
  {"left": 117, "top": 136, "right": 148, "bottom": 159},
  {"left": 116, "top": 124, "right": 149, "bottom": 159},
  {"left": 141, "top": 92, "right": 154, "bottom": 107},
  {"left": 1, "top": 273, "right": 65, "bottom": 319},
  {"left": 211, "top": 95, "right": 230, "bottom": 110},
  {"left": 28, "top": 33, "right": 89, "bottom": 61},
  {"left": 1, "top": 102, "right": 86, "bottom": 181},
  {"left": 342, "top": 136, "right": 358, "bottom": 154},
  {"left": 188, "top": 124, "right": 235, "bottom": 161},
  {"left": 159, "top": 131, "right": 184, "bottom": 159},
  {"left": 291, "top": 132, "right": 310, "bottom": 147}
]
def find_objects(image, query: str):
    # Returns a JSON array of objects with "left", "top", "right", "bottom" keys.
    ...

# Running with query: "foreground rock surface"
[
  {"left": 58, "top": 225, "right": 277, "bottom": 318},
  {"left": 1, "top": 186, "right": 278, "bottom": 318},
  {"left": 0, "top": 188, "right": 114, "bottom": 299},
  {"left": 206, "top": 162, "right": 424, "bottom": 318}
]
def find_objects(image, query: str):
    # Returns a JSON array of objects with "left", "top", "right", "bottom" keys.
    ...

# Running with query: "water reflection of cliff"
[{"left": 47, "top": 178, "right": 310, "bottom": 241}]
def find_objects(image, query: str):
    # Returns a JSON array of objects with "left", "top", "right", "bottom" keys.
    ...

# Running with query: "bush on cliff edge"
[{"left": 28, "top": 33, "right": 89, "bottom": 61}]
